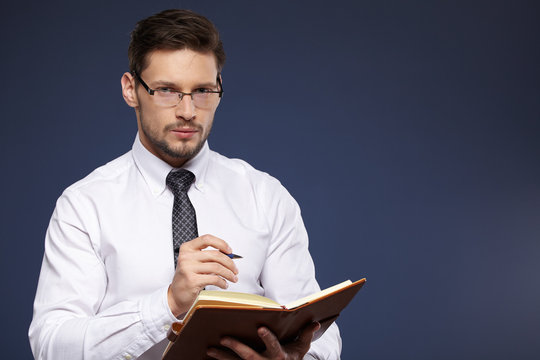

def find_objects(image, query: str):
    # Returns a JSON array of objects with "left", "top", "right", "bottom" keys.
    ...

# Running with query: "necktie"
[{"left": 166, "top": 169, "right": 198, "bottom": 267}]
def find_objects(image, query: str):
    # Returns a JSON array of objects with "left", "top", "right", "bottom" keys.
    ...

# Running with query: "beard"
[{"left": 139, "top": 113, "right": 213, "bottom": 163}]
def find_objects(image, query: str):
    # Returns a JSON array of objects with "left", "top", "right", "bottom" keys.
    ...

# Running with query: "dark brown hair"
[{"left": 128, "top": 9, "right": 226, "bottom": 76}]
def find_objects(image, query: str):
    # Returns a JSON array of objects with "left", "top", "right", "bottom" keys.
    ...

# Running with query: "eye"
[
  {"left": 157, "top": 87, "right": 175, "bottom": 93},
  {"left": 193, "top": 88, "right": 213, "bottom": 94}
]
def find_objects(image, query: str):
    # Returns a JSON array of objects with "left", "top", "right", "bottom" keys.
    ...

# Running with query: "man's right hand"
[{"left": 167, "top": 234, "right": 239, "bottom": 317}]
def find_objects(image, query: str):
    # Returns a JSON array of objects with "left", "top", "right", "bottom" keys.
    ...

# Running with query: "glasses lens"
[
  {"left": 192, "top": 92, "right": 217, "bottom": 109},
  {"left": 152, "top": 90, "right": 219, "bottom": 108},
  {"left": 154, "top": 91, "right": 179, "bottom": 107}
]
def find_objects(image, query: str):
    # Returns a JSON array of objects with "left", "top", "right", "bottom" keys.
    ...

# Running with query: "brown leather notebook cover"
[{"left": 162, "top": 279, "right": 366, "bottom": 359}]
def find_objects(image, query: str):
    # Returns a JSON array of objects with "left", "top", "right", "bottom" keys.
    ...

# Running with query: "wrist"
[{"left": 167, "top": 285, "right": 183, "bottom": 317}]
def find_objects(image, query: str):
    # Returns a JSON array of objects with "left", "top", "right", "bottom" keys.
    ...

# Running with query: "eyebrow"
[{"left": 151, "top": 80, "right": 218, "bottom": 89}]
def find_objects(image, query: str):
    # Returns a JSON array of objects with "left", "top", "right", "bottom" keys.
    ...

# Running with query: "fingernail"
[
  {"left": 233, "top": 275, "right": 238, "bottom": 282},
  {"left": 207, "top": 349, "right": 217, "bottom": 357}
]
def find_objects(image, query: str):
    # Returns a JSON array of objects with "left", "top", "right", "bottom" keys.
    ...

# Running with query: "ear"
[
  {"left": 121, "top": 72, "right": 139, "bottom": 108},
  {"left": 216, "top": 73, "right": 223, "bottom": 105}
]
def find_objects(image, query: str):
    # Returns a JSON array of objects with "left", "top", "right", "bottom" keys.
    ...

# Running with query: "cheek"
[
  {"left": 202, "top": 109, "right": 217, "bottom": 127},
  {"left": 140, "top": 105, "right": 170, "bottom": 128},
  {"left": 201, "top": 115, "right": 215, "bottom": 135}
]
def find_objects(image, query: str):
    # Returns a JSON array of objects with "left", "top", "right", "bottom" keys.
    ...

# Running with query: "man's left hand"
[{"left": 207, "top": 322, "right": 320, "bottom": 360}]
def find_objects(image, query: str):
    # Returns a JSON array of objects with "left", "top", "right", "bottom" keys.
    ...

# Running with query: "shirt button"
[
  {"left": 123, "top": 354, "right": 132, "bottom": 360},
  {"left": 163, "top": 324, "right": 170, "bottom": 331}
]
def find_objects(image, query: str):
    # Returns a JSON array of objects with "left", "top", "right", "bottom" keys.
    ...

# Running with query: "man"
[{"left": 29, "top": 9, "right": 341, "bottom": 360}]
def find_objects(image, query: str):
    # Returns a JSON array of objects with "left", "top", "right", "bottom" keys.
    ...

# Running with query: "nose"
[{"left": 175, "top": 94, "right": 195, "bottom": 121}]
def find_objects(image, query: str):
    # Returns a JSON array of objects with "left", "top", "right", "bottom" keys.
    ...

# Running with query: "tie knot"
[{"left": 166, "top": 169, "right": 195, "bottom": 195}]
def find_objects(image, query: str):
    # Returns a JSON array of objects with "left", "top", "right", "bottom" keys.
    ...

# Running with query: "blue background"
[{"left": 1, "top": 1, "right": 539, "bottom": 359}]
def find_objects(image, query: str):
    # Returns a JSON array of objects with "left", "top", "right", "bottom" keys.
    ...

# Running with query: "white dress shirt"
[{"left": 29, "top": 135, "right": 341, "bottom": 360}]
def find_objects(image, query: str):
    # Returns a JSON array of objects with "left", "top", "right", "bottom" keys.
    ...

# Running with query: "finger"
[
  {"left": 220, "top": 336, "right": 261, "bottom": 360},
  {"left": 193, "top": 262, "right": 238, "bottom": 283},
  {"left": 257, "top": 327, "right": 283, "bottom": 357},
  {"left": 195, "top": 273, "right": 235, "bottom": 289},
  {"left": 179, "top": 236, "right": 239, "bottom": 275},
  {"left": 297, "top": 321, "right": 320, "bottom": 344},
  {"left": 173, "top": 264, "right": 235, "bottom": 290},
  {"left": 290, "top": 321, "right": 320, "bottom": 356},
  {"left": 207, "top": 347, "right": 241, "bottom": 360},
  {"left": 176, "top": 273, "right": 229, "bottom": 291},
  {"left": 181, "top": 234, "right": 232, "bottom": 253},
  {"left": 177, "top": 252, "right": 238, "bottom": 281},
  {"left": 186, "top": 249, "right": 239, "bottom": 274}
]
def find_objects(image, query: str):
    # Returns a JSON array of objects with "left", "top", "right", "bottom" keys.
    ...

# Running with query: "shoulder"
[
  {"left": 207, "top": 149, "right": 283, "bottom": 190},
  {"left": 206, "top": 149, "right": 299, "bottom": 211},
  {"left": 48, "top": 151, "right": 135, "bottom": 230},
  {"left": 62, "top": 151, "right": 135, "bottom": 198}
]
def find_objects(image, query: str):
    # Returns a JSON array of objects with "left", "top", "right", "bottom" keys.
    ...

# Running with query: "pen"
[{"left": 223, "top": 252, "right": 243, "bottom": 259}]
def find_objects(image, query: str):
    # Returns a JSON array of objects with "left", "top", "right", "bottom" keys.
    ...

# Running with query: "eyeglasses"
[{"left": 134, "top": 72, "right": 223, "bottom": 109}]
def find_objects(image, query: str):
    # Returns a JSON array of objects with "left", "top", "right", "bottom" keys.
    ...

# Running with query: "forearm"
[
  {"left": 261, "top": 184, "right": 343, "bottom": 359},
  {"left": 30, "top": 286, "right": 176, "bottom": 360}
]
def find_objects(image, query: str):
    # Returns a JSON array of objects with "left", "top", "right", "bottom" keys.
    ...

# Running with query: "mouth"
[{"left": 170, "top": 127, "right": 198, "bottom": 139}]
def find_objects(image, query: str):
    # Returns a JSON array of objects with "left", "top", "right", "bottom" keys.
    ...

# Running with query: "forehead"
[{"left": 142, "top": 49, "right": 219, "bottom": 83}]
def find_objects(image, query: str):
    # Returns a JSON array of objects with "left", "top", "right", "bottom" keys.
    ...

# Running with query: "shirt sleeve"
[
  {"left": 28, "top": 189, "right": 178, "bottom": 360},
  {"left": 258, "top": 179, "right": 342, "bottom": 359}
]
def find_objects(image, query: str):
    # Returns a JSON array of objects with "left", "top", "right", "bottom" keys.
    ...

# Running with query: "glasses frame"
[{"left": 133, "top": 72, "right": 224, "bottom": 107}]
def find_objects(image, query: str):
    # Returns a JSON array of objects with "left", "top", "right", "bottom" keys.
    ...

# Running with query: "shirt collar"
[{"left": 132, "top": 133, "right": 210, "bottom": 197}]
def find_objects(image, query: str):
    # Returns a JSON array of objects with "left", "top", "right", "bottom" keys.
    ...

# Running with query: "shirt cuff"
[{"left": 140, "top": 285, "right": 179, "bottom": 344}]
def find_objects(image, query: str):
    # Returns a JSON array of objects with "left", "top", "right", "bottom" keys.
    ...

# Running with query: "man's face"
[{"left": 130, "top": 49, "right": 221, "bottom": 167}]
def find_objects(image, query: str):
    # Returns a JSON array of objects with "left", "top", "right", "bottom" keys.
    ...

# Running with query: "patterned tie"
[{"left": 166, "top": 169, "right": 198, "bottom": 267}]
